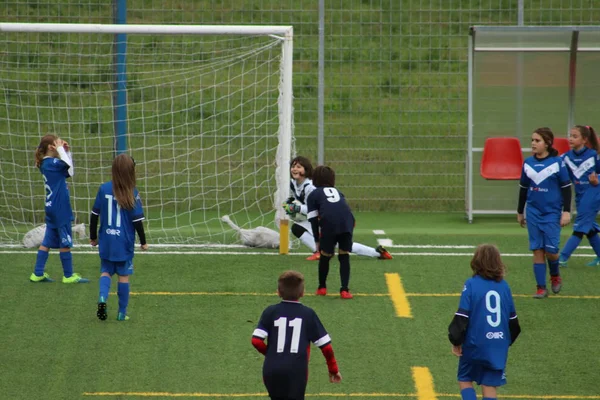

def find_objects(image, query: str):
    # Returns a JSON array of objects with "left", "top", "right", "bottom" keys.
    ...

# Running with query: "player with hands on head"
[
  {"left": 558, "top": 125, "right": 600, "bottom": 267},
  {"left": 283, "top": 156, "right": 392, "bottom": 261},
  {"left": 30, "top": 134, "right": 89, "bottom": 284},
  {"left": 90, "top": 154, "right": 147, "bottom": 321},
  {"left": 517, "top": 127, "right": 571, "bottom": 298},
  {"left": 251, "top": 270, "right": 342, "bottom": 400},
  {"left": 448, "top": 244, "right": 521, "bottom": 400}
]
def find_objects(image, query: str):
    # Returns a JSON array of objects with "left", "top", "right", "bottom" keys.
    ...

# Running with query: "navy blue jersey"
[
  {"left": 562, "top": 147, "right": 600, "bottom": 204},
  {"left": 306, "top": 187, "right": 355, "bottom": 235},
  {"left": 520, "top": 155, "right": 571, "bottom": 223},
  {"left": 91, "top": 181, "right": 145, "bottom": 262},
  {"left": 40, "top": 157, "right": 73, "bottom": 228},
  {"left": 456, "top": 275, "right": 517, "bottom": 371},
  {"left": 253, "top": 301, "right": 331, "bottom": 373}
]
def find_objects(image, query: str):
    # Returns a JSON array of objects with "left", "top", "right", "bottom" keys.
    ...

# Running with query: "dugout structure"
[{"left": 467, "top": 26, "right": 600, "bottom": 222}]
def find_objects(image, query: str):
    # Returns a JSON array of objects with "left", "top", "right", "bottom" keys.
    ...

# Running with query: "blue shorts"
[
  {"left": 41, "top": 224, "right": 73, "bottom": 249},
  {"left": 100, "top": 259, "right": 134, "bottom": 276},
  {"left": 457, "top": 357, "right": 506, "bottom": 387},
  {"left": 527, "top": 220, "right": 560, "bottom": 254}
]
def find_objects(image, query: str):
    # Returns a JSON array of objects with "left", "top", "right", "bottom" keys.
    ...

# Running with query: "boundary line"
[
  {"left": 411, "top": 367, "right": 438, "bottom": 400},
  {"left": 385, "top": 273, "right": 413, "bottom": 318}
]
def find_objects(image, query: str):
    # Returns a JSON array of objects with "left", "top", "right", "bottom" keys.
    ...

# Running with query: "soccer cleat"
[
  {"left": 340, "top": 290, "right": 353, "bottom": 300},
  {"left": 117, "top": 312, "right": 130, "bottom": 321},
  {"left": 306, "top": 252, "right": 321, "bottom": 261},
  {"left": 97, "top": 300, "right": 107, "bottom": 321},
  {"left": 62, "top": 273, "right": 90, "bottom": 284},
  {"left": 558, "top": 256, "right": 568, "bottom": 268},
  {"left": 533, "top": 287, "right": 548, "bottom": 299},
  {"left": 586, "top": 257, "right": 600, "bottom": 267},
  {"left": 376, "top": 245, "right": 393, "bottom": 260},
  {"left": 315, "top": 287, "right": 327, "bottom": 296},
  {"left": 550, "top": 275, "right": 562, "bottom": 294},
  {"left": 29, "top": 272, "right": 54, "bottom": 283}
]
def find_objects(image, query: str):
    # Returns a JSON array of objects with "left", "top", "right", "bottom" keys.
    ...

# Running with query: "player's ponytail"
[
  {"left": 35, "top": 134, "right": 58, "bottom": 168},
  {"left": 534, "top": 127, "right": 558, "bottom": 157},
  {"left": 576, "top": 125, "right": 600, "bottom": 152},
  {"left": 112, "top": 154, "right": 137, "bottom": 210}
]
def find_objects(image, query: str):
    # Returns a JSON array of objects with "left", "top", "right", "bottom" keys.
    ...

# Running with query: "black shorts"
[
  {"left": 320, "top": 231, "right": 353, "bottom": 254},
  {"left": 263, "top": 368, "right": 307, "bottom": 400}
]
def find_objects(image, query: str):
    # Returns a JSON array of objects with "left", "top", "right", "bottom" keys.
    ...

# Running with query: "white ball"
[{"left": 291, "top": 200, "right": 306, "bottom": 222}]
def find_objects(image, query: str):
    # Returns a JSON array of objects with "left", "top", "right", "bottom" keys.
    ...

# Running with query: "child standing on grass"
[
  {"left": 448, "top": 244, "right": 521, "bottom": 400},
  {"left": 90, "top": 154, "right": 147, "bottom": 321},
  {"left": 306, "top": 165, "right": 355, "bottom": 299},
  {"left": 251, "top": 270, "right": 342, "bottom": 400},
  {"left": 517, "top": 127, "right": 571, "bottom": 298},
  {"left": 283, "top": 156, "right": 392, "bottom": 261},
  {"left": 559, "top": 125, "right": 600, "bottom": 267},
  {"left": 30, "top": 134, "right": 89, "bottom": 284}
]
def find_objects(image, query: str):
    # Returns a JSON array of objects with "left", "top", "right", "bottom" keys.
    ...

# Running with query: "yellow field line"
[
  {"left": 125, "top": 291, "right": 600, "bottom": 300},
  {"left": 385, "top": 273, "right": 413, "bottom": 318},
  {"left": 411, "top": 367, "right": 437, "bottom": 400}
]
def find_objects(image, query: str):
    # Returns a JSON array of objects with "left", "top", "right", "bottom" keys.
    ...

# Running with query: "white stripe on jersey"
[
  {"left": 253, "top": 328, "right": 268, "bottom": 339},
  {"left": 523, "top": 162, "right": 560, "bottom": 185},
  {"left": 313, "top": 334, "right": 331, "bottom": 348},
  {"left": 307, "top": 210, "right": 319, "bottom": 219},
  {"left": 563, "top": 156, "right": 596, "bottom": 179}
]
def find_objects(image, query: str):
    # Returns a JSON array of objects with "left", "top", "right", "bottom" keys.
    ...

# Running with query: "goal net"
[{"left": 0, "top": 23, "right": 293, "bottom": 246}]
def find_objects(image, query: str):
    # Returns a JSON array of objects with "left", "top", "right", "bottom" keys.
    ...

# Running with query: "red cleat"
[
  {"left": 315, "top": 287, "right": 327, "bottom": 296},
  {"left": 376, "top": 245, "right": 393, "bottom": 260},
  {"left": 306, "top": 251, "right": 321, "bottom": 261},
  {"left": 340, "top": 290, "right": 353, "bottom": 299}
]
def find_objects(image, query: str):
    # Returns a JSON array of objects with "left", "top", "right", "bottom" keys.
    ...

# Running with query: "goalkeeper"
[{"left": 284, "top": 156, "right": 392, "bottom": 261}]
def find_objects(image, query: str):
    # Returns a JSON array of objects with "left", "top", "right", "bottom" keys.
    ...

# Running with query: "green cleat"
[
  {"left": 29, "top": 272, "right": 54, "bottom": 283},
  {"left": 62, "top": 273, "right": 90, "bottom": 284},
  {"left": 117, "top": 312, "right": 129, "bottom": 321},
  {"left": 586, "top": 257, "right": 600, "bottom": 267},
  {"left": 558, "top": 256, "right": 568, "bottom": 268}
]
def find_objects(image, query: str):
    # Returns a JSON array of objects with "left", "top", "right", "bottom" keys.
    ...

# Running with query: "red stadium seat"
[
  {"left": 553, "top": 137, "right": 570, "bottom": 155},
  {"left": 480, "top": 137, "right": 524, "bottom": 180}
]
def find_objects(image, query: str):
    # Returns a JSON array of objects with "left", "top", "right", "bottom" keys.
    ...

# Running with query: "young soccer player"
[
  {"left": 448, "top": 244, "right": 521, "bottom": 400},
  {"left": 90, "top": 154, "right": 148, "bottom": 321},
  {"left": 283, "top": 156, "right": 392, "bottom": 261},
  {"left": 559, "top": 125, "right": 600, "bottom": 267},
  {"left": 29, "top": 134, "right": 89, "bottom": 284},
  {"left": 306, "top": 165, "right": 355, "bottom": 299},
  {"left": 517, "top": 127, "right": 572, "bottom": 298},
  {"left": 251, "top": 270, "right": 342, "bottom": 400}
]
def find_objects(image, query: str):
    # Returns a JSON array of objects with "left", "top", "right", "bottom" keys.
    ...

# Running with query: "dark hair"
[
  {"left": 290, "top": 156, "right": 313, "bottom": 179},
  {"left": 278, "top": 270, "right": 305, "bottom": 301},
  {"left": 573, "top": 125, "right": 600, "bottom": 152},
  {"left": 471, "top": 244, "right": 505, "bottom": 282},
  {"left": 35, "top": 134, "right": 58, "bottom": 168},
  {"left": 112, "top": 154, "right": 137, "bottom": 210},
  {"left": 312, "top": 165, "right": 336, "bottom": 187},
  {"left": 533, "top": 127, "right": 558, "bottom": 157}
]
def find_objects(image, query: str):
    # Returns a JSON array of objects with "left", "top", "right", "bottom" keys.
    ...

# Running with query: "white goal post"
[{"left": 0, "top": 23, "right": 293, "bottom": 251}]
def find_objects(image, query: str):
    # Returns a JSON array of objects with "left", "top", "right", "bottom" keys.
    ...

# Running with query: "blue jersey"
[
  {"left": 456, "top": 275, "right": 517, "bottom": 371},
  {"left": 92, "top": 181, "right": 145, "bottom": 262},
  {"left": 306, "top": 187, "right": 355, "bottom": 235},
  {"left": 253, "top": 301, "right": 331, "bottom": 373},
  {"left": 40, "top": 157, "right": 73, "bottom": 228},
  {"left": 520, "top": 155, "right": 571, "bottom": 223},
  {"left": 562, "top": 147, "right": 600, "bottom": 204}
]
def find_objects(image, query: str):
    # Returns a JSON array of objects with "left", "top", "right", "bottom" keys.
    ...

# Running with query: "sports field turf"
[{"left": 2, "top": 212, "right": 600, "bottom": 399}]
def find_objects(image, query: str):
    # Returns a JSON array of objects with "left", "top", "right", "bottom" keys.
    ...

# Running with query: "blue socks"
[
  {"left": 34, "top": 250, "right": 49, "bottom": 276},
  {"left": 534, "top": 263, "right": 546, "bottom": 287},
  {"left": 561, "top": 234, "right": 582, "bottom": 260},
  {"left": 588, "top": 234, "right": 600, "bottom": 257},
  {"left": 117, "top": 282, "right": 130, "bottom": 315},
  {"left": 548, "top": 258, "right": 560, "bottom": 276},
  {"left": 59, "top": 251, "right": 73, "bottom": 278},
  {"left": 99, "top": 276, "right": 111, "bottom": 302},
  {"left": 461, "top": 388, "right": 477, "bottom": 400}
]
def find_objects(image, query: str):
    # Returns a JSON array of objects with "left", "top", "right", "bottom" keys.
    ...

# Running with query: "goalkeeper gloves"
[{"left": 282, "top": 202, "right": 301, "bottom": 215}]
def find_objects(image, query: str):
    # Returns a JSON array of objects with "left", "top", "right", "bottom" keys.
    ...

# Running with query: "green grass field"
[{"left": 2, "top": 212, "right": 600, "bottom": 399}]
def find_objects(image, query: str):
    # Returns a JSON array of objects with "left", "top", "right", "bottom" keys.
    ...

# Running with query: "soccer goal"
[{"left": 0, "top": 23, "right": 294, "bottom": 249}]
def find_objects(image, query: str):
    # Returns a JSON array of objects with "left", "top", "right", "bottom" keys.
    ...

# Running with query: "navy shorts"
[
  {"left": 457, "top": 357, "right": 506, "bottom": 387},
  {"left": 41, "top": 224, "right": 73, "bottom": 249},
  {"left": 263, "top": 368, "right": 307, "bottom": 400},
  {"left": 320, "top": 232, "right": 352, "bottom": 254}
]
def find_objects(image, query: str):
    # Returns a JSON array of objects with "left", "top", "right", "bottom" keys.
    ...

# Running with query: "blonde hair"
[
  {"left": 112, "top": 154, "right": 137, "bottom": 210},
  {"left": 471, "top": 244, "right": 505, "bottom": 282},
  {"left": 35, "top": 134, "right": 58, "bottom": 168}
]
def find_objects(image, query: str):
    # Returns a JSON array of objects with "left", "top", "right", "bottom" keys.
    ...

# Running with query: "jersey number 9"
[{"left": 485, "top": 290, "right": 501, "bottom": 328}]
